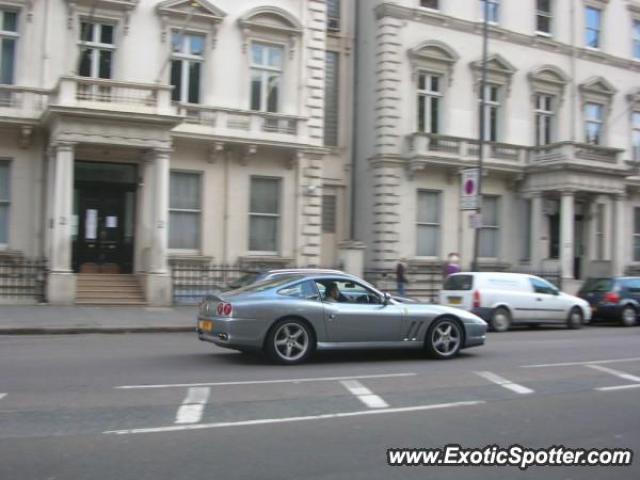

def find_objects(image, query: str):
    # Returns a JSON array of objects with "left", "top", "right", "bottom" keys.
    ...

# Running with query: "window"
[
  {"left": 169, "top": 172, "right": 201, "bottom": 250},
  {"left": 585, "top": 7, "right": 601, "bottom": 48},
  {"left": 535, "top": 94, "right": 555, "bottom": 145},
  {"left": 249, "top": 177, "right": 280, "bottom": 253},
  {"left": 633, "top": 111, "right": 640, "bottom": 161},
  {"left": 549, "top": 211, "right": 559, "bottom": 259},
  {"left": 0, "top": 161, "right": 9, "bottom": 245},
  {"left": 634, "top": 20, "right": 640, "bottom": 59},
  {"left": 479, "top": 196, "right": 500, "bottom": 258},
  {"left": 536, "top": 0, "right": 552, "bottom": 34},
  {"left": 278, "top": 280, "right": 319, "bottom": 300},
  {"left": 530, "top": 277, "right": 557, "bottom": 295},
  {"left": 522, "top": 199, "right": 532, "bottom": 261},
  {"left": 480, "top": 0, "right": 499, "bottom": 23},
  {"left": 324, "top": 51, "right": 340, "bottom": 146},
  {"left": 250, "top": 43, "right": 284, "bottom": 113},
  {"left": 479, "top": 84, "right": 501, "bottom": 142},
  {"left": 634, "top": 207, "right": 640, "bottom": 261},
  {"left": 595, "top": 203, "right": 605, "bottom": 260},
  {"left": 0, "top": 9, "right": 18, "bottom": 85},
  {"left": 420, "top": 0, "right": 439, "bottom": 9},
  {"left": 327, "top": 0, "right": 340, "bottom": 31},
  {"left": 416, "top": 190, "right": 441, "bottom": 257},
  {"left": 322, "top": 194, "right": 336, "bottom": 233},
  {"left": 78, "top": 21, "right": 115, "bottom": 79},
  {"left": 585, "top": 102, "right": 603, "bottom": 145},
  {"left": 417, "top": 73, "right": 441, "bottom": 134},
  {"left": 170, "top": 32, "right": 204, "bottom": 104}
]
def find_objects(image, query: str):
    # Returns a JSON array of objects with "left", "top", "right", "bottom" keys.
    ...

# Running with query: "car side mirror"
[{"left": 383, "top": 292, "right": 391, "bottom": 305}]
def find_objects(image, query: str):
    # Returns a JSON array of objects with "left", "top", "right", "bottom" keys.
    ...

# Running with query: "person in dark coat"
[{"left": 396, "top": 258, "right": 408, "bottom": 296}]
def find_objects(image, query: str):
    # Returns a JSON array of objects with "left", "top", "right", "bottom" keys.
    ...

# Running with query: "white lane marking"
[
  {"left": 0, "top": 393, "right": 6, "bottom": 400},
  {"left": 522, "top": 357, "right": 640, "bottom": 368},
  {"left": 340, "top": 380, "right": 389, "bottom": 409},
  {"left": 115, "top": 372, "right": 417, "bottom": 390},
  {"left": 175, "top": 387, "right": 210, "bottom": 425},
  {"left": 475, "top": 371, "right": 534, "bottom": 395},
  {"left": 587, "top": 364, "right": 640, "bottom": 383},
  {"left": 104, "top": 400, "right": 485, "bottom": 435},
  {"left": 596, "top": 384, "right": 640, "bottom": 392}
]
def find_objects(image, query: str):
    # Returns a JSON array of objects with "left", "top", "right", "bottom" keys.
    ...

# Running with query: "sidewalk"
[{"left": 0, "top": 305, "right": 197, "bottom": 334}]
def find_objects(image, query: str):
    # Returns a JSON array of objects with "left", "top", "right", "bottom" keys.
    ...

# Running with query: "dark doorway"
[{"left": 73, "top": 161, "right": 137, "bottom": 274}]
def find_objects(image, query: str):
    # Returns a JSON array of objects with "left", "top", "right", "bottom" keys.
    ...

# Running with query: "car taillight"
[
  {"left": 473, "top": 290, "right": 481, "bottom": 309},
  {"left": 216, "top": 303, "right": 224, "bottom": 315},
  {"left": 604, "top": 292, "right": 620, "bottom": 304},
  {"left": 223, "top": 303, "right": 233, "bottom": 316}
]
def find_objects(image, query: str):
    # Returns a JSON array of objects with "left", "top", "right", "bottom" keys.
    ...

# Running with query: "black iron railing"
[
  {"left": 364, "top": 267, "right": 443, "bottom": 303},
  {"left": 0, "top": 258, "right": 47, "bottom": 302}
]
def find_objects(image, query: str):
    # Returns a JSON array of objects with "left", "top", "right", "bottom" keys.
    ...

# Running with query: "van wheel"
[
  {"left": 620, "top": 305, "right": 637, "bottom": 327},
  {"left": 490, "top": 307, "right": 511, "bottom": 332},
  {"left": 567, "top": 307, "right": 583, "bottom": 329}
]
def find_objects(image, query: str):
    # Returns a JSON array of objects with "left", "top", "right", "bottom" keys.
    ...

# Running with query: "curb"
[{"left": 0, "top": 326, "right": 195, "bottom": 335}]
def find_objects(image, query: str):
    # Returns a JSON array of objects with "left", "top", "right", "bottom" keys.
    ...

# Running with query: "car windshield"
[
  {"left": 227, "top": 275, "right": 304, "bottom": 294},
  {"left": 580, "top": 278, "right": 613, "bottom": 293},
  {"left": 443, "top": 274, "right": 473, "bottom": 291}
]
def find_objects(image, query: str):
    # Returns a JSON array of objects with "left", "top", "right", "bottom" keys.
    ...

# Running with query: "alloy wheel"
[
  {"left": 431, "top": 321, "right": 461, "bottom": 357},
  {"left": 273, "top": 323, "right": 309, "bottom": 362}
]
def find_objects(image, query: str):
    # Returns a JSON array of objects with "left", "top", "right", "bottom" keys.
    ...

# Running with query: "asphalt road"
[{"left": 1, "top": 324, "right": 639, "bottom": 480}]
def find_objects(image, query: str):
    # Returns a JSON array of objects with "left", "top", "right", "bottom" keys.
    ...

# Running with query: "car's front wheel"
[
  {"left": 620, "top": 305, "right": 637, "bottom": 327},
  {"left": 265, "top": 318, "right": 314, "bottom": 365},
  {"left": 425, "top": 317, "right": 463, "bottom": 359}
]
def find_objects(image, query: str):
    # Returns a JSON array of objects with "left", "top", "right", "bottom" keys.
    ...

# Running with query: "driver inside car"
[{"left": 324, "top": 282, "right": 348, "bottom": 303}]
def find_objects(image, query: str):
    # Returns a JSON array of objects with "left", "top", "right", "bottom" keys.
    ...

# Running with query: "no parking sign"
[{"left": 461, "top": 168, "right": 479, "bottom": 210}]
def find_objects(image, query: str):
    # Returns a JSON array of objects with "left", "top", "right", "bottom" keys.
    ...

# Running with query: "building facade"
[
  {"left": 354, "top": 0, "right": 640, "bottom": 287},
  {"left": 0, "top": 0, "right": 355, "bottom": 304}
]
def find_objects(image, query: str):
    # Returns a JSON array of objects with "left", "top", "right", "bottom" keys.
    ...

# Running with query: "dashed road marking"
[
  {"left": 115, "top": 372, "right": 417, "bottom": 390},
  {"left": 0, "top": 393, "right": 6, "bottom": 401},
  {"left": 340, "top": 380, "right": 389, "bottom": 409},
  {"left": 175, "top": 387, "right": 210, "bottom": 424},
  {"left": 521, "top": 357, "right": 640, "bottom": 368},
  {"left": 586, "top": 364, "right": 640, "bottom": 383},
  {"left": 475, "top": 371, "right": 534, "bottom": 395},
  {"left": 104, "top": 400, "right": 485, "bottom": 435},
  {"left": 596, "top": 383, "right": 640, "bottom": 392}
]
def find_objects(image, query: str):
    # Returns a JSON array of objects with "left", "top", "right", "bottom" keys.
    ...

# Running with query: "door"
[
  {"left": 316, "top": 279, "right": 404, "bottom": 343},
  {"left": 75, "top": 187, "right": 133, "bottom": 273},
  {"left": 529, "top": 277, "right": 565, "bottom": 322}
]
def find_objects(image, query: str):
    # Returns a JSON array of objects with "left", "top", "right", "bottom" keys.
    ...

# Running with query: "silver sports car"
[{"left": 196, "top": 272, "right": 487, "bottom": 364}]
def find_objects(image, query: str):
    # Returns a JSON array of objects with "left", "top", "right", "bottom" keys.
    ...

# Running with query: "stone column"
[
  {"left": 47, "top": 142, "right": 76, "bottom": 304},
  {"left": 611, "top": 193, "right": 626, "bottom": 276},
  {"left": 560, "top": 191, "right": 575, "bottom": 281},
  {"left": 530, "top": 192, "right": 544, "bottom": 269},
  {"left": 144, "top": 147, "right": 172, "bottom": 306}
]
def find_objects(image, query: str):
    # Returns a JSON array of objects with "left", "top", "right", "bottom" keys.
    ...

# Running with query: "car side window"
[
  {"left": 278, "top": 280, "right": 320, "bottom": 301},
  {"left": 625, "top": 279, "right": 640, "bottom": 293},
  {"left": 530, "top": 277, "right": 556, "bottom": 295},
  {"left": 315, "top": 279, "right": 382, "bottom": 304}
]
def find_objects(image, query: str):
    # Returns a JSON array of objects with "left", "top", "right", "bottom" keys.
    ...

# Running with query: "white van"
[{"left": 439, "top": 272, "right": 591, "bottom": 331}]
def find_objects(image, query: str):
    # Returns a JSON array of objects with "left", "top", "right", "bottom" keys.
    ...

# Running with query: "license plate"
[
  {"left": 448, "top": 296, "right": 462, "bottom": 305},
  {"left": 198, "top": 320, "right": 213, "bottom": 332}
]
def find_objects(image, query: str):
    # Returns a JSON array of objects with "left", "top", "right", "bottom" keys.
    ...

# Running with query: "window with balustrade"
[
  {"left": 479, "top": 196, "right": 500, "bottom": 258},
  {"left": 535, "top": 94, "right": 555, "bottom": 146},
  {"left": 170, "top": 31, "right": 204, "bottom": 104},
  {"left": 0, "top": 160, "right": 9, "bottom": 246},
  {"left": 250, "top": 43, "right": 284, "bottom": 113},
  {"left": 479, "top": 84, "right": 501, "bottom": 142},
  {"left": 169, "top": 171, "right": 202, "bottom": 251},
  {"left": 249, "top": 177, "right": 281, "bottom": 253},
  {"left": 78, "top": 21, "right": 115, "bottom": 79},
  {"left": 417, "top": 73, "right": 442, "bottom": 134},
  {"left": 0, "top": 9, "right": 18, "bottom": 85},
  {"left": 416, "top": 190, "right": 441, "bottom": 257}
]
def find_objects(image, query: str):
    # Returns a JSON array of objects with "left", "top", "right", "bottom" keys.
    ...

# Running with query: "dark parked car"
[{"left": 578, "top": 277, "right": 640, "bottom": 326}]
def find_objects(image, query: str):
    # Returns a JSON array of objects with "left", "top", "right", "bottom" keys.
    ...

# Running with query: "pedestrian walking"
[
  {"left": 442, "top": 253, "right": 461, "bottom": 280},
  {"left": 396, "top": 258, "right": 408, "bottom": 296}
]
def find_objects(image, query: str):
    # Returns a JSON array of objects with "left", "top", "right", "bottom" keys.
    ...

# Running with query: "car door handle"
[
  {"left": 536, "top": 298, "right": 543, "bottom": 301},
  {"left": 328, "top": 314, "right": 336, "bottom": 320}
]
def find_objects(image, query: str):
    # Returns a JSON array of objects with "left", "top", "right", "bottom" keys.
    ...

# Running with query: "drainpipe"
[
  {"left": 348, "top": 0, "right": 360, "bottom": 240},
  {"left": 570, "top": 0, "right": 577, "bottom": 143},
  {"left": 222, "top": 152, "right": 229, "bottom": 265}
]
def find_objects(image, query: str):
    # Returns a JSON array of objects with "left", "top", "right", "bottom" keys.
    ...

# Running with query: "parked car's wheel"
[
  {"left": 265, "top": 318, "right": 315, "bottom": 365},
  {"left": 620, "top": 305, "right": 637, "bottom": 327},
  {"left": 490, "top": 307, "right": 511, "bottom": 332},
  {"left": 567, "top": 307, "right": 584, "bottom": 329},
  {"left": 425, "top": 317, "right": 463, "bottom": 359}
]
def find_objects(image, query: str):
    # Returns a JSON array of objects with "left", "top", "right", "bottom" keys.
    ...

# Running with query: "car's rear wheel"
[
  {"left": 567, "top": 307, "right": 583, "bottom": 329},
  {"left": 620, "top": 305, "right": 637, "bottom": 327},
  {"left": 425, "top": 317, "right": 463, "bottom": 359},
  {"left": 490, "top": 307, "right": 511, "bottom": 332},
  {"left": 265, "top": 319, "right": 314, "bottom": 365}
]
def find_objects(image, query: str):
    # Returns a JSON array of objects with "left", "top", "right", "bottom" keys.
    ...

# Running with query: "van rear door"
[{"left": 440, "top": 274, "right": 474, "bottom": 310}]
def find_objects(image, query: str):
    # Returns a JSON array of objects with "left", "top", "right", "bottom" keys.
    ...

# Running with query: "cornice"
[{"left": 374, "top": 2, "right": 640, "bottom": 73}]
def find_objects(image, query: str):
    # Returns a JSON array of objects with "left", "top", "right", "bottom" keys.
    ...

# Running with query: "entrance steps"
[{"left": 76, "top": 274, "right": 146, "bottom": 305}]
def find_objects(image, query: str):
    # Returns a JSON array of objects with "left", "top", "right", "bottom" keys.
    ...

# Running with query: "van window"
[
  {"left": 530, "top": 277, "right": 558, "bottom": 295},
  {"left": 443, "top": 275, "right": 473, "bottom": 291}
]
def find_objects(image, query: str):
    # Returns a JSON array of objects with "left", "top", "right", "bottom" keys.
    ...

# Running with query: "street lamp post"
[{"left": 472, "top": 0, "right": 490, "bottom": 272}]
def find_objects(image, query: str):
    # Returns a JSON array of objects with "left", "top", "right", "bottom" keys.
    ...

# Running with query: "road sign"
[{"left": 461, "top": 168, "right": 479, "bottom": 210}]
